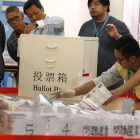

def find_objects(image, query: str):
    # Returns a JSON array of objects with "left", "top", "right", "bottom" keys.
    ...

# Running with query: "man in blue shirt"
[{"left": 78, "top": 0, "right": 130, "bottom": 90}]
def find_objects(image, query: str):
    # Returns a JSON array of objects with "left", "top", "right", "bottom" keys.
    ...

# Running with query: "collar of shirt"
[{"left": 128, "top": 67, "right": 140, "bottom": 74}]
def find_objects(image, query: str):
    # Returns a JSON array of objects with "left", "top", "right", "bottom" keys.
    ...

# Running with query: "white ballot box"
[{"left": 18, "top": 35, "right": 98, "bottom": 101}]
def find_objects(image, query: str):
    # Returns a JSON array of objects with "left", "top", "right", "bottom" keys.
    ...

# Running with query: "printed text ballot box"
[{"left": 18, "top": 35, "right": 98, "bottom": 101}]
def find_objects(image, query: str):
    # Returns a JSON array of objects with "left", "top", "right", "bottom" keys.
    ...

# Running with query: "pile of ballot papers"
[{"left": 0, "top": 91, "right": 140, "bottom": 138}]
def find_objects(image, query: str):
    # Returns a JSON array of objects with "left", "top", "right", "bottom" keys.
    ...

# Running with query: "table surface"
[
  {"left": 1, "top": 93, "right": 140, "bottom": 111},
  {"left": 66, "top": 97, "right": 140, "bottom": 111}
]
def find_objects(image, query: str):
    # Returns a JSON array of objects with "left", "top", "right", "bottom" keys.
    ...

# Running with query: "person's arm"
[
  {"left": 106, "top": 24, "right": 122, "bottom": 40},
  {"left": 42, "top": 16, "right": 64, "bottom": 30},
  {"left": 1, "top": 22, "right": 5, "bottom": 52},
  {"left": 114, "top": 70, "right": 140, "bottom": 95},
  {"left": 102, "top": 89, "right": 122, "bottom": 106},
  {"left": 24, "top": 16, "right": 64, "bottom": 34},
  {"left": 0, "top": 99, "right": 21, "bottom": 111},
  {"left": 103, "top": 70, "right": 140, "bottom": 105},
  {"left": 0, "top": 22, "right": 5, "bottom": 80},
  {"left": 78, "top": 24, "right": 84, "bottom": 36},
  {"left": 7, "top": 38, "right": 18, "bottom": 62},
  {"left": 51, "top": 63, "right": 123, "bottom": 99},
  {"left": 51, "top": 81, "right": 96, "bottom": 99},
  {"left": 74, "top": 81, "right": 95, "bottom": 96}
]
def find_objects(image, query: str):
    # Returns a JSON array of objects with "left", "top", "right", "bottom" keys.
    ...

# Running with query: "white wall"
[
  {"left": 110, "top": 0, "right": 124, "bottom": 21},
  {"left": 123, "top": 0, "right": 139, "bottom": 40},
  {"left": 40, "top": 0, "right": 124, "bottom": 36}
]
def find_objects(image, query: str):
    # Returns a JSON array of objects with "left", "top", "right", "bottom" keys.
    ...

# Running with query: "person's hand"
[
  {"left": 106, "top": 24, "right": 121, "bottom": 40},
  {"left": 51, "top": 89, "right": 75, "bottom": 99},
  {"left": 102, "top": 90, "right": 120, "bottom": 106},
  {"left": 0, "top": 100, "right": 21, "bottom": 111},
  {"left": 24, "top": 24, "right": 36, "bottom": 34},
  {"left": 0, "top": 100, "right": 8, "bottom": 110}
]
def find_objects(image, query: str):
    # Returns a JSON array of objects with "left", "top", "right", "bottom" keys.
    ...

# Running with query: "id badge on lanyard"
[{"left": 93, "top": 14, "right": 110, "bottom": 37}]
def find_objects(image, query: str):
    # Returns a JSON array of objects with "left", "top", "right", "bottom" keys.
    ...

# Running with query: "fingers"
[
  {"left": 24, "top": 24, "right": 36, "bottom": 34},
  {"left": 0, "top": 100, "right": 8, "bottom": 110},
  {"left": 51, "top": 89, "right": 75, "bottom": 99},
  {"left": 102, "top": 96, "right": 115, "bottom": 106},
  {"left": 24, "top": 27, "right": 32, "bottom": 34},
  {"left": 102, "top": 101, "right": 108, "bottom": 106},
  {"left": 106, "top": 24, "right": 115, "bottom": 33},
  {"left": 51, "top": 90, "right": 64, "bottom": 95},
  {"left": 106, "top": 28, "right": 111, "bottom": 33},
  {"left": 51, "top": 90, "right": 65, "bottom": 99},
  {"left": 106, "top": 24, "right": 115, "bottom": 28},
  {"left": 52, "top": 94, "right": 61, "bottom": 99}
]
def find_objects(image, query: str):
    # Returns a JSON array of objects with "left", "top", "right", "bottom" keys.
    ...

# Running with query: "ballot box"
[{"left": 18, "top": 35, "right": 98, "bottom": 101}]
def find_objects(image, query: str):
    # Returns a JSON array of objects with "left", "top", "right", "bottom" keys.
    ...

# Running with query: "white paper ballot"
[
  {"left": 122, "top": 98, "right": 132, "bottom": 114},
  {"left": 79, "top": 82, "right": 112, "bottom": 110}
]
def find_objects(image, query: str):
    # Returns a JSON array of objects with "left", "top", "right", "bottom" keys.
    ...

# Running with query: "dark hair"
[
  {"left": 23, "top": 0, "right": 42, "bottom": 14},
  {"left": 115, "top": 35, "right": 140, "bottom": 58},
  {"left": 5, "top": 6, "right": 21, "bottom": 16},
  {"left": 88, "top": 0, "right": 110, "bottom": 12}
]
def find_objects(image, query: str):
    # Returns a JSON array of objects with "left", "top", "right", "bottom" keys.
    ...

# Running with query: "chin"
[
  {"left": 122, "top": 66, "right": 127, "bottom": 69},
  {"left": 91, "top": 15, "right": 98, "bottom": 18},
  {"left": 13, "top": 28, "right": 18, "bottom": 31},
  {"left": 14, "top": 27, "right": 20, "bottom": 32}
]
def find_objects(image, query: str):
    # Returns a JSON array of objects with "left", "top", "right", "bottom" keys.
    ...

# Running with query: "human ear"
[
  {"left": 21, "top": 14, "right": 24, "bottom": 20},
  {"left": 130, "top": 56, "right": 136, "bottom": 62},
  {"left": 104, "top": 5, "right": 108, "bottom": 11}
]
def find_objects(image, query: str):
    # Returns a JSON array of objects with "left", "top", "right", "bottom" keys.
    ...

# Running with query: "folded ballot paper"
[{"left": 79, "top": 82, "right": 112, "bottom": 110}]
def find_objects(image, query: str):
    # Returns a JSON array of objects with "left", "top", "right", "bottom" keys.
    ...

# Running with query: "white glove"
[
  {"left": 0, "top": 100, "right": 21, "bottom": 111},
  {"left": 51, "top": 89, "right": 75, "bottom": 99}
]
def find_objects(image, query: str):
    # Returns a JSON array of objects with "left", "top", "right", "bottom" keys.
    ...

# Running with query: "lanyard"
[
  {"left": 93, "top": 14, "right": 110, "bottom": 37},
  {"left": 39, "top": 28, "right": 44, "bottom": 35},
  {"left": 128, "top": 70, "right": 130, "bottom": 80},
  {"left": 127, "top": 70, "right": 131, "bottom": 96},
  {"left": 34, "top": 28, "right": 44, "bottom": 35},
  {"left": 34, "top": 16, "right": 49, "bottom": 35}
]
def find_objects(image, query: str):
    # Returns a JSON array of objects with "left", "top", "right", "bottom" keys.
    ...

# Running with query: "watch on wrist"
[{"left": 33, "top": 21, "right": 38, "bottom": 28}]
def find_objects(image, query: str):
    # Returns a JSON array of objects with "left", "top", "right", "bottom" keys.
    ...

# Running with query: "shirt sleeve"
[
  {"left": 93, "top": 63, "right": 123, "bottom": 87},
  {"left": 1, "top": 23, "right": 5, "bottom": 53},
  {"left": 36, "top": 16, "right": 64, "bottom": 32},
  {"left": 78, "top": 24, "right": 84, "bottom": 36},
  {"left": 117, "top": 21, "right": 130, "bottom": 36},
  {"left": 7, "top": 39, "right": 18, "bottom": 62}
]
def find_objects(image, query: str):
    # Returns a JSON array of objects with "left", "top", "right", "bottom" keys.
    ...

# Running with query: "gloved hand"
[
  {"left": 51, "top": 89, "right": 75, "bottom": 99},
  {"left": 0, "top": 100, "right": 21, "bottom": 111}
]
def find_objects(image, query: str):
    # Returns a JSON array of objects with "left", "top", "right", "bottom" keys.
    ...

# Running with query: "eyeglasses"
[
  {"left": 117, "top": 56, "right": 130, "bottom": 63},
  {"left": 89, "top": 2, "right": 100, "bottom": 7},
  {"left": 7, "top": 16, "right": 20, "bottom": 24}
]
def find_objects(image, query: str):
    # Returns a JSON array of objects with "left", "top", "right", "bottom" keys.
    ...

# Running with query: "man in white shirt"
[{"left": 23, "top": 0, "right": 64, "bottom": 35}]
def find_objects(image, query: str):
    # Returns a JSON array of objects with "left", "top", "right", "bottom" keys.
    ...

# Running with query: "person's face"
[
  {"left": 6, "top": 11, "right": 24, "bottom": 31},
  {"left": 115, "top": 49, "right": 132, "bottom": 69},
  {"left": 25, "top": 4, "right": 45, "bottom": 23},
  {"left": 89, "top": 0, "right": 108, "bottom": 18}
]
